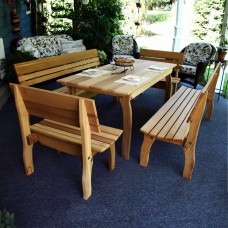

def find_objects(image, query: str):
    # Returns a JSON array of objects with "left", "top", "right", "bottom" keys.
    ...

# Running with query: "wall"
[{"left": 0, "top": 0, "right": 33, "bottom": 57}]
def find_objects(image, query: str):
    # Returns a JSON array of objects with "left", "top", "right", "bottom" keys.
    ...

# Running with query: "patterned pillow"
[
  {"left": 17, "top": 39, "right": 40, "bottom": 58},
  {"left": 37, "top": 46, "right": 58, "bottom": 58},
  {"left": 183, "top": 42, "right": 212, "bottom": 66},
  {"left": 112, "top": 35, "right": 134, "bottom": 56},
  {"left": 59, "top": 39, "right": 86, "bottom": 54}
]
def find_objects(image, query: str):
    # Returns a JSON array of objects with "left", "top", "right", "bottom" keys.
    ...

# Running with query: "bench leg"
[
  {"left": 165, "top": 74, "right": 172, "bottom": 101},
  {"left": 23, "top": 144, "right": 34, "bottom": 176},
  {"left": 183, "top": 141, "right": 196, "bottom": 180},
  {"left": 205, "top": 94, "right": 214, "bottom": 120},
  {"left": 108, "top": 143, "right": 115, "bottom": 171},
  {"left": 82, "top": 154, "right": 93, "bottom": 200},
  {"left": 140, "top": 135, "right": 155, "bottom": 167}
]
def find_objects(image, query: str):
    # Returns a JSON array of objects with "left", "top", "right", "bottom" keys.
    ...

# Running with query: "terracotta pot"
[
  {"left": 12, "top": 26, "right": 21, "bottom": 34},
  {"left": 10, "top": 7, "right": 17, "bottom": 16},
  {"left": 11, "top": 16, "right": 20, "bottom": 25},
  {"left": 218, "top": 51, "right": 227, "bottom": 61}
]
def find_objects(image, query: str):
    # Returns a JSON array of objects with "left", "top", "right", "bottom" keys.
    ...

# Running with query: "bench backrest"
[
  {"left": 140, "top": 49, "right": 184, "bottom": 67},
  {"left": 185, "top": 63, "right": 221, "bottom": 146},
  {"left": 189, "top": 62, "right": 221, "bottom": 122},
  {"left": 10, "top": 83, "right": 100, "bottom": 133},
  {"left": 14, "top": 49, "right": 100, "bottom": 86}
]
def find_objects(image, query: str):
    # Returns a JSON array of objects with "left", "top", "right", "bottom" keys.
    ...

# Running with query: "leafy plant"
[
  {"left": 192, "top": 0, "right": 226, "bottom": 44},
  {"left": 98, "top": 50, "right": 107, "bottom": 65},
  {"left": 146, "top": 12, "right": 170, "bottom": 23},
  {"left": 45, "top": 0, "right": 124, "bottom": 53},
  {"left": 0, "top": 208, "right": 15, "bottom": 228},
  {"left": 218, "top": 35, "right": 228, "bottom": 51},
  {"left": 3, "top": 51, "right": 37, "bottom": 83}
]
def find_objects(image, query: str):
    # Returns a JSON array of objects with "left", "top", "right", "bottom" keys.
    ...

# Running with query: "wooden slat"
[
  {"left": 14, "top": 49, "right": 99, "bottom": 75},
  {"left": 140, "top": 86, "right": 188, "bottom": 134},
  {"left": 14, "top": 49, "right": 100, "bottom": 87},
  {"left": 12, "top": 84, "right": 100, "bottom": 132},
  {"left": 165, "top": 90, "right": 201, "bottom": 143},
  {"left": 140, "top": 49, "right": 184, "bottom": 65},
  {"left": 155, "top": 89, "right": 199, "bottom": 140},
  {"left": 31, "top": 124, "right": 107, "bottom": 153},
  {"left": 150, "top": 87, "right": 193, "bottom": 137}
]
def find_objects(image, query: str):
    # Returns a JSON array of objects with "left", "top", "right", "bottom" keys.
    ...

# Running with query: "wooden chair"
[
  {"left": 139, "top": 63, "right": 221, "bottom": 179},
  {"left": 140, "top": 49, "right": 184, "bottom": 100},
  {"left": 10, "top": 83, "right": 122, "bottom": 200}
]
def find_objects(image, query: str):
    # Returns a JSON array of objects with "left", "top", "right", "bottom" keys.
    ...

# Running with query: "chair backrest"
[
  {"left": 14, "top": 49, "right": 100, "bottom": 86},
  {"left": 140, "top": 49, "right": 184, "bottom": 80},
  {"left": 10, "top": 83, "right": 100, "bottom": 133},
  {"left": 181, "top": 42, "right": 216, "bottom": 66},
  {"left": 140, "top": 49, "right": 184, "bottom": 66},
  {"left": 112, "top": 35, "right": 134, "bottom": 56}
]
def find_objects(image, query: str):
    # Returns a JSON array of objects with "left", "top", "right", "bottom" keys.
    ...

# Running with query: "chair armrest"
[
  {"left": 133, "top": 39, "right": 140, "bottom": 59},
  {"left": 195, "top": 61, "right": 209, "bottom": 83}
]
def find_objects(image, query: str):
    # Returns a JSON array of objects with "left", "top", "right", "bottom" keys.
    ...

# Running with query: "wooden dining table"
[{"left": 57, "top": 59, "right": 176, "bottom": 160}]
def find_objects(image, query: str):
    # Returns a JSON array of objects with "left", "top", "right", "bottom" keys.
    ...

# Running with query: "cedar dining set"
[{"left": 11, "top": 44, "right": 221, "bottom": 200}]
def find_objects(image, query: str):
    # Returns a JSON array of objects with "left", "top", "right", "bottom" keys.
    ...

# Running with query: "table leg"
[{"left": 119, "top": 96, "right": 132, "bottom": 160}]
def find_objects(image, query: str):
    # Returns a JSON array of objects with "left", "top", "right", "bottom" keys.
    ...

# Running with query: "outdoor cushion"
[
  {"left": 16, "top": 34, "right": 73, "bottom": 58},
  {"left": 180, "top": 42, "right": 213, "bottom": 78},
  {"left": 183, "top": 42, "right": 212, "bottom": 66},
  {"left": 112, "top": 35, "right": 134, "bottom": 56},
  {"left": 59, "top": 39, "right": 86, "bottom": 54}
]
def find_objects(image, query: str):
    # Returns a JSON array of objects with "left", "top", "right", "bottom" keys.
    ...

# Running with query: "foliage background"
[
  {"left": 192, "top": 0, "right": 226, "bottom": 44},
  {"left": 44, "top": 0, "right": 124, "bottom": 52}
]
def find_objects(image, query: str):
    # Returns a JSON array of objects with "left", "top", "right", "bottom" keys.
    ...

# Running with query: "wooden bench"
[
  {"left": 140, "top": 49, "right": 184, "bottom": 100},
  {"left": 10, "top": 83, "right": 122, "bottom": 200},
  {"left": 139, "top": 63, "right": 221, "bottom": 179},
  {"left": 13, "top": 49, "right": 100, "bottom": 98}
]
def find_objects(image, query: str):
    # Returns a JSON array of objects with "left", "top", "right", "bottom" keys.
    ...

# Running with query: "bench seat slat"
[
  {"left": 31, "top": 122, "right": 116, "bottom": 153},
  {"left": 156, "top": 88, "right": 201, "bottom": 141},
  {"left": 140, "top": 86, "right": 187, "bottom": 134},
  {"left": 150, "top": 87, "right": 193, "bottom": 137},
  {"left": 40, "top": 119, "right": 122, "bottom": 142}
]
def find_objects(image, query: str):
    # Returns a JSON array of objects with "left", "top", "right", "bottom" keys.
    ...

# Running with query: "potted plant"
[{"left": 217, "top": 35, "right": 228, "bottom": 61}]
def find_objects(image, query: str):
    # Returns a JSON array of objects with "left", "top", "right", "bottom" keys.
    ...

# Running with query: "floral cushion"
[
  {"left": 112, "top": 35, "right": 134, "bottom": 56},
  {"left": 59, "top": 39, "right": 86, "bottom": 54},
  {"left": 183, "top": 42, "right": 212, "bottom": 66},
  {"left": 37, "top": 46, "right": 59, "bottom": 58},
  {"left": 179, "top": 64, "right": 197, "bottom": 75},
  {"left": 16, "top": 34, "right": 73, "bottom": 58},
  {"left": 179, "top": 42, "right": 213, "bottom": 75}
]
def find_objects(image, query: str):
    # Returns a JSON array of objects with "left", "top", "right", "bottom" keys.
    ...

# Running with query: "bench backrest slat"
[
  {"left": 140, "top": 49, "right": 184, "bottom": 66},
  {"left": 10, "top": 83, "right": 100, "bottom": 133},
  {"left": 14, "top": 49, "right": 100, "bottom": 86},
  {"left": 202, "top": 62, "right": 221, "bottom": 94}
]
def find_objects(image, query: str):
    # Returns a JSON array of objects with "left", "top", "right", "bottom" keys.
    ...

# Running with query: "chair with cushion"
[
  {"left": 109, "top": 35, "right": 139, "bottom": 61},
  {"left": 178, "top": 42, "right": 216, "bottom": 88}
]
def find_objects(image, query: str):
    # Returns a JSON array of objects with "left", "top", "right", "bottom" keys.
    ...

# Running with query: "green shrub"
[
  {"left": 0, "top": 208, "right": 15, "bottom": 228},
  {"left": 144, "top": 30, "right": 157, "bottom": 36},
  {"left": 192, "top": 0, "right": 226, "bottom": 44},
  {"left": 146, "top": 12, "right": 170, "bottom": 23},
  {"left": 3, "top": 51, "right": 37, "bottom": 83},
  {"left": 147, "top": 0, "right": 171, "bottom": 10}
]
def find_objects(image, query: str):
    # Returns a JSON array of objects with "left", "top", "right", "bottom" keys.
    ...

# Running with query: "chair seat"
[
  {"left": 179, "top": 64, "right": 197, "bottom": 75},
  {"left": 31, "top": 119, "right": 123, "bottom": 155}
]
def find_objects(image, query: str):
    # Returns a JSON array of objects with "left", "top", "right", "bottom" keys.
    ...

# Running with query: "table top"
[{"left": 57, "top": 59, "right": 176, "bottom": 99}]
